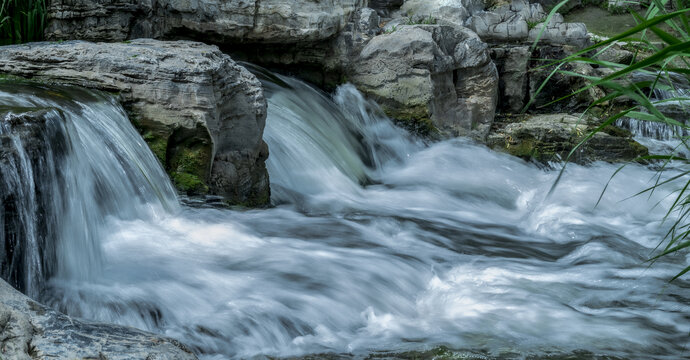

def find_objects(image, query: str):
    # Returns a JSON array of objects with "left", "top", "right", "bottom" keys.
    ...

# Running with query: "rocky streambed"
[{"left": 1, "top": 0, "right": 685, "bottom": 359}]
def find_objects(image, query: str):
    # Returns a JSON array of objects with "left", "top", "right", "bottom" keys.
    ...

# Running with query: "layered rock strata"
[{"left": 0, "top": 39, "right": 269, "bottom": 205}]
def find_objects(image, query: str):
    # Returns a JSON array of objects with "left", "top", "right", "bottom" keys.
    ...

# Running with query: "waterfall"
[
  {"left": 0, "top": 81, "right": 177, "bottom": 298},
  {"left": 9, "top": 71, "right": 688, "bottom": 360},
  {"left": 617, "top": 76, "right": 690, "bottom": 144},
  {"left": 255, "top": 68, "right": 421, "bottom": 205}
]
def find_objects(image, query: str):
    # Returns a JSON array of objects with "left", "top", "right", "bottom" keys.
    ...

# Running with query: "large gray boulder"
[
  {"left": 46, "top": 0, "right": 364, "bottom": 44},
  {"left": 349, "top": 22, "right": 498, "bottom": 139},
  {"left": 0, "top": 279, "right": 197, "bottom": 359},
  {"left": 0, "top": 39, "right": 269, "bottom": 206}
]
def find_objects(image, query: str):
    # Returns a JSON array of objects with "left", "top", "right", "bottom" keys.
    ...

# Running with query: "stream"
[{"left": 0, "top": 75, "right": 689, "bottom": 359}]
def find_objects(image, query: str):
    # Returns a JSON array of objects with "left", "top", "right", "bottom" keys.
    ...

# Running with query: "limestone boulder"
[
  {"left": 467, "top": 0, "right": 590, "bottom": 47},
  {"left": 487, "top": 113, "right": 648, "bottom": 163},
  {"left": 401, "top": 0, "right": 485, "bottom": 25},
  {"left": 46, "top": 0, "right": 364, "bottom": 44},
  {"left": 528, "top": 12, "right": 590, "bottom": 48},
  {"left": 467, "top": 0, "right": 545, "bottom": 41},
  {"left": 0, "top": 39, "right": 269, "bottom": 206},
  {"left": 0, "top": 279, "right": 197, "bottom": 359},
  {"left": 349, "top": 22, "right": 498, "bottom": 139}
]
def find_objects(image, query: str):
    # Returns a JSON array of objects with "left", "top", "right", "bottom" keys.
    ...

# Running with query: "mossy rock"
[
  {"left": 382, "top": 104, "right": 437, "bottom": 136},
  {"left": 487, "top": 113, "right": 648, "bottom": 164},
  {"left": 167, "top": 129, "right": 212, "bottom": 196},
  {"left": 142, "top": 131, "right": 168, "bottom": 164},
  {"left": 171, "top": 172, "right": 209, "bottom": 194},
  {"left": 135, "top": 120, "right": 213, "bottom": 196}
]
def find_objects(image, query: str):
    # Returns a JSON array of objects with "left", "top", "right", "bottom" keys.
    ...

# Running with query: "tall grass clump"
[
  {"left": 0, "top": 0, "right": 46, "bottom": 45},
  {"left": 533, "top": 0, "right": 690, "bottom": 279}
]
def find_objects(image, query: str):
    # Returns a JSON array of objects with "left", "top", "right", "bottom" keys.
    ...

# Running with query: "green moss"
[
  {"left": 0, "top": 73, "right": 28, "bottom": 82},
  {"left": 142, "top": 132, "right": 168, "bottom": 164},
  {"left": 505, "top": 138, "right": 538, "bottom": 158},
  {"left": 169, "top": 146, "right": 210, "bottom": 195},
  {"left": 171, "top": 172, "right": 208, "bottom": 194},
  {"left": 628, "top": 139, "right": 649, "bottom": 158},
  {"left": 527, "top": 19, "right": 545, "bottom": 30},
  {"left": 135, "top": 122, "right": 213, "bottom": 196},
  {"left": 383, "top": 105, "right": 437, "bottom": 136},
  {"left": 602, "top": 125, "right": 632, "bottom": 138}
]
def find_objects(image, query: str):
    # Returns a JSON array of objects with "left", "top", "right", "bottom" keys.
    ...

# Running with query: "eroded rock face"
[
  {"left": 46, "top": 0, "right": 364, "bottom": 44},
  {"left": 0, "top": 279, "right": 197, "bottom": 360},
  {"left": 0, "top": 40, "right": 269, "bottom": 206},
  {"left": 349, "top": 22, "right": 498, "bottom": 139},
  {"left": 487, "top": 113, "right": 648, "bottom": 163},
  {"left": 467, "top": 0, "right": 589, "bottom": 47},
  {"left": 491, "top": 44, "right": 605, "bottom": 114},
  {"left": 401, "top": 0, "right": 485, "bottom": 25},
  {"left": 370, "top": 0, "right": 405, "bottom": 16},
  {"left": 491, "top": 45, "right": 530, "bottom": 113}
]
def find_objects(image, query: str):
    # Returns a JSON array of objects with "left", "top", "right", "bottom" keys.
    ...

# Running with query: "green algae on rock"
[
  {"left": 487, "top": 114, "right": 648, "bottom": 164},
  {"left": 0, "top": 39, "right": 270, "bottom": 206}
]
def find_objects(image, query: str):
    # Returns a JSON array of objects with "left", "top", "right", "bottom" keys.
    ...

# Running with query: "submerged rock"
[
  {"left": 487, "top": 113, "right": 648, "bottom": 163},
  {"left": 0, "top": 278, "right": 197, "bottom": 360},
  {"left": 0, "top": 39, "right": 269, "bottom": 206},
  {"left": 349, "top": 22, "right": 498, "bottom": 139}
]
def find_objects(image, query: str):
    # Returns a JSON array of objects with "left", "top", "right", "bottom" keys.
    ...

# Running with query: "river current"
[{"left": 1, "top": 76, "right": 688, "bottom": 359}]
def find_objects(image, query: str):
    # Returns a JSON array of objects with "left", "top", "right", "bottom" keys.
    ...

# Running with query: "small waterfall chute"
[
  {"left": 0, "top": 81, "right": 177, "bottom": 297},
  {"left": 255, "top": 70, "right": 421, "bottom": 205}
]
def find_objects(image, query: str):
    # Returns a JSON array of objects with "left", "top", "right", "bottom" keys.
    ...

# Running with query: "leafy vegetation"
[
  {"left": 533, "top": 0, "right": 690, "bottom": 279},
  {"left": 527, "top": 18, "right": 546, "bottom": 30},
  {"left": 0, "top": 0, "right": 46, "bottom": 45},
  {"left": 407, "top": 14, "right": 438, "bottom": 25}
]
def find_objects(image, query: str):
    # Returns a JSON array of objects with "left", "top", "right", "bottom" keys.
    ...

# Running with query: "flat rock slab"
[
  {"left": 487, "top": 113, "right": 648, "bottom": 163},
  {"left": 0, "top": 39, "right": 269, "bottom": 205},
  {"left": 0, "top": 279, "right": 198, "bottom": 360}
]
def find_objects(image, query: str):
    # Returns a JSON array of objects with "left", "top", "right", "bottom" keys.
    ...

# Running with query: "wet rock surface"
[
  {"left": 487, "top": 113, "right": 648, "bottom": 163},
  {"left": 0, "top": 279, "right": 198, "bottom": 360},
  {"left": 0, "top": 109, "right": 63, "bottom": 296},
  {"left": 0, "top": 39, "right": 269, "bottom": 205}
]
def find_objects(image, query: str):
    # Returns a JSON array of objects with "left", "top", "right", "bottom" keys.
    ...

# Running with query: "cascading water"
[
  {"left": 256, "top": 67, "right": 420, "bottom": 206},
  {"left": 3, "top": 75, "right": 689, "bottom": 359},
  {"left": 0, "top": 81, "right": 177, "bottom": 298},
  {"left": 616, "top": 75, "right": 690, "bottom": 153}
]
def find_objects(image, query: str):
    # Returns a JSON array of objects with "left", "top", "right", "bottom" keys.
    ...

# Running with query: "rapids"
[{"left": 0, "top": 76, "right": 688, "bottom": 359}]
